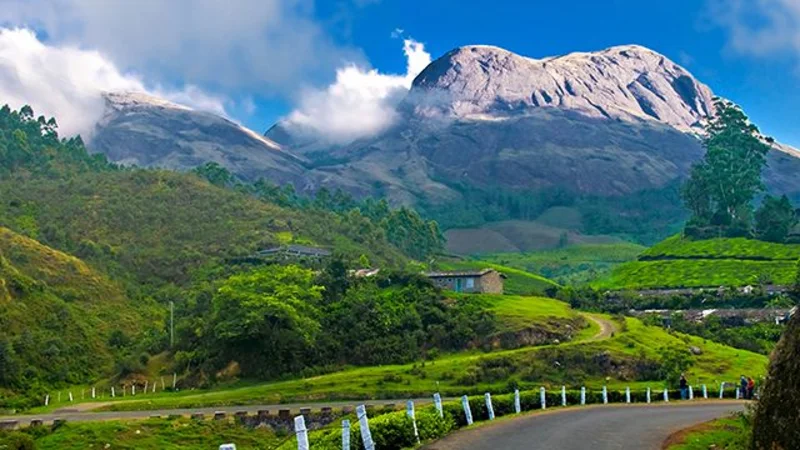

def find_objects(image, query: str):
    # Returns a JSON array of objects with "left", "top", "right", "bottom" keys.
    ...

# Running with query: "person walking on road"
[
  {"left": 740, "top": 375, "right": 748, "bottom": 399},
  {"left": 747, "top": 377, "right": 755, "bottom": 400},
  {"left": 679, "top": 374, "right": 688, "bottom": 400}
]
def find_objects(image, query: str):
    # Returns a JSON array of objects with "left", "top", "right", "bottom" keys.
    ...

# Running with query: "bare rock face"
[
  {"left": 90, "top": 92, "right": 308, "bottom": 186},
  {"left": 266, "top": 44, "right": 800, "bottom": 204},
  {"left": 410, "top": 45, "right": 714, "bottom": 133}
]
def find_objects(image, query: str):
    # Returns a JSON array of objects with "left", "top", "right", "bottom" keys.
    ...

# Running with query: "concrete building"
[{"left": 424, "top": 269, "right": 506, "bottom": 294}]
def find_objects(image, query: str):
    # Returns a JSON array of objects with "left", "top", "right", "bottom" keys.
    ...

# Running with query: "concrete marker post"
[
  {"left": 484, "top": 393, "right": 495, "bottom": 421},
  {"left": 91, "top": 387, "right": 96, "bottom": 399},
  {"left": 561, "top": 386, "right": 567, "bottom": 407},
  {"left": 132, "top": 385, "right": 136, "bottom": 396},
  {"left": 144, "top": 381, "right": 148, "bottom": 393},
  {"left": 152, "top": 381, "right": 156, "bottom": 393},
  {"left": 646, "top": 387, "right": 651, "bottom": 404},
  {"left": 702, "top": 384, "right": 708, "bottom": 399},
  {"left": 719, "top": 382, "right": 725, "bottom": 399},
  {"left": 57, "top": 392, "right": 61, "bottom": 403},
  {"left": 689, "top": 385, "right": 694, "bottom": 400},
  {"left": 111, "top": 387, "right": 115, "bottom": 398},
  {"left": 514, "top": 389, "right": 521, "bottom": 414},
  {"left": 663, "top": 388, "right": 669, "bottom": 403},
  {"left": 461, "top": 395, "right": 473, "bottom": 426},
  {"left": 172, "top": 373, "right": 177, "bottom": 390},
  {"left": 580, "top": 387, "right": 586, "bottom": 406},
  {"left": 44, "top": 395, "right": 49, "bottom": 406},
  {"left": 625, "top": 387, "right": 631, "bottom": 404},
  {"left": 357, "top": 405, "right": 375, "bottom": 450},
  {"left": 602, "top": 386, "right": 608, "bottom": 405},
  {"left": 294, "top": 415, "right": 309, "bottom": 450},
  {"left": 407, "top": 400, "right": 420, "bottom": 443},
  {"left": 68, "top": 392, "right": 73, "bottom": 402},
  {"left": 736, "top": 387, "right": 740, "bottom": 400},
  {"left": 433, "top": 393, "right": 443, "bottom": 418},
  {"left": 342, "top": 420, "right": 351, "bottom": 450},
  {"left": 540, "top": 387, "right": 546, "bottom": 410}
]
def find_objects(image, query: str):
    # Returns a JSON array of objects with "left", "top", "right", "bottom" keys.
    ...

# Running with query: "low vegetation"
[
  {"left": 666, "top": 415, "right": 751, "bottom": 450},
  {"left": 480, "top": 242, "right": 645, "bottom": 285}
]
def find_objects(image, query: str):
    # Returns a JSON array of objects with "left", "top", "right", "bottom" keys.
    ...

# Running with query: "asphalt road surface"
[{"left": 424, "top": 402, "right": 745, "bottom": 450}]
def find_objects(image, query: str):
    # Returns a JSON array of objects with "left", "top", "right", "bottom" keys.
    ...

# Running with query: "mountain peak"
[{"left": 409, "top": 43, "right": 714, "bottom": 133}]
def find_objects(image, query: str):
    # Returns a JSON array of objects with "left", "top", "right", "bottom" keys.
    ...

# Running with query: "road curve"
[{"left": 423, "top": 402, "right": 745, "bottom": 450}]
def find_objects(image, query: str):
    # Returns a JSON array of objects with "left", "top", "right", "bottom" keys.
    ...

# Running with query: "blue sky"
[
  {"left": 312, "top": 0, "right": 800, "bottom": 146},
  {"left": 0, "top": 0, "right": 798, "bottom": 147}
]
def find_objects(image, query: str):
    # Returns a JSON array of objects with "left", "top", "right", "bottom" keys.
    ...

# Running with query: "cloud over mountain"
[
  {"left": 284, "top": 39, "right": 432, "bottom": 142},
  {"left": 0, "top": 28, "right": 227, "bottom": 138}
]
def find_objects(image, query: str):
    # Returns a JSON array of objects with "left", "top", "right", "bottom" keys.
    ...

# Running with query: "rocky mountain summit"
[{"left": 90, "top": 91, "right": 307, "bottom": 186}]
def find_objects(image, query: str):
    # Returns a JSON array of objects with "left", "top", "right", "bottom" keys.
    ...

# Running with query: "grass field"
[
  {"left": 480, "top": 242, "right": 646, "bottom": 285},
  {"left": 597, "top": 235, "right": 800, "bottom": 290},
  {"left": 643, "top": 236, "right": 800, "bottom": 261},
  {"left": 79, "top": 314, "right": 766, "bottom": 413},
  {"left": 595, "top": 259, "right": 797, "bottom": 289},
  {"left": 437, "top": 259, "right": 559, "bottom": 295},
  {"left": 1, "top": 417, "right": 284, "bottom": 450},
  {"left": 666, "top": 415, "right": 750, "bottom": 449}
]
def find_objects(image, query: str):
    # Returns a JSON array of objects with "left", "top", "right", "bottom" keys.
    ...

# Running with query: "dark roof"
[
  {"left": 424, "top": 269, "right": 504, "bottom": 278},
  {"left": 256, "top": 245, "right": 331, "bottom": 257}
]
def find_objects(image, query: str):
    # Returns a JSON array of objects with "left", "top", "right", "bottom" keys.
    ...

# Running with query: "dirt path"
[{"left": 583, "top": 314, "right": 617, "bottom": 341}]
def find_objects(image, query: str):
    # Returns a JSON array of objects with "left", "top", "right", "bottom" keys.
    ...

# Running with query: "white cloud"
[
  {"left": 0, "top": 28, "right": 227, "bottom": 138},
  {"left": 709, "top": 0, "right": 800, "bottom": 68},
  {"left": 0, "top": 0, "right": 362, "bottom": 96},
  {"left": 285, "top": 39, "right": 432, "bottom": 143}
]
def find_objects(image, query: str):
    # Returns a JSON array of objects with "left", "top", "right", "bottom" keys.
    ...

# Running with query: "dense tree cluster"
[
  {"left": 682, "top": 98, "right": 797, "bottom": 241},
  {"left": 177, "top": 261, "right": 498, "bottom": 381}
]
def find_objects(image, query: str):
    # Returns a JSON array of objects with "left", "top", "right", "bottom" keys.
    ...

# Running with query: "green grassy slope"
[
  {"left": 597, "top": 235, "right": 799, "bottom": 289},
  {"left": 481, "top": 242, "right": 646, "bottom": 285},
  {"left": 437, "top": 259, "right": 559, "bottom": 295},
  {"left": 0, "top": 228, "right": 160, "bottom": 404},
  {"left": 78, "top": 314, "right": 765, "bottom": 412}
]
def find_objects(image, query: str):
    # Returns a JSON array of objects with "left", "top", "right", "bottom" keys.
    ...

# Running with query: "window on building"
[{"left": 466, "top": 278, "right": 475, "bottom": 289}]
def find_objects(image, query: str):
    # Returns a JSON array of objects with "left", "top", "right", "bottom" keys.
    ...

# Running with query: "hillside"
[
  {"left": 480, "top": 242, "right": 646, "bottom": 285},
  {"left": 597, "top": 236, "right": 800, "bottom": 289},
  {"left": 0, "top": 227, "right": 159, "bottom": 407}
]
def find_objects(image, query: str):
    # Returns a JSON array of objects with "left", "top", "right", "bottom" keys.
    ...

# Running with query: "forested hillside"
[{"left": 0, "top": 105, "right": 448, "bottom": 407}]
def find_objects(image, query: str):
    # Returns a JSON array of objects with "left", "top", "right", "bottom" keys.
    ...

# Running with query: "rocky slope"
[
  {"left": 90, "top": 92, "right": 309, "bottom": 186},
  {"left": 266, "top": 44, "right": 800, "bottom": 206}
]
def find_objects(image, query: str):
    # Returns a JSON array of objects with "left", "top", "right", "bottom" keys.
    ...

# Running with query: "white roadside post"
[
  {"left": 514, "top": 389, "right": 521, "bottom": 414},
  {"left": 646, "top": 387, "right": 651, "bottom": 404},
  {"left": 152, "top": 381, "right": 156, "bottom": 393},
  {"left": 625, "top": 387, "right": 631, "bottom": 404},
  {"left": 91, "top": 387, "right": 96, "bottom": 399},
  {"left": 44, "top": 394, "right": 49, "bottom": 406},
  {"left": 407, "top": 400, "right": 420, "bottom": 443},
  {"left": 57, "top": 392, "right": 61, "bottom": 403},
  {"left": 144, "top": 381, "right": 148, "bottom": 394},
  {"left": 356, "top": 405, "right": 375, "bottom": 450},
  {"left": 342, "top": 420, "right": 351, "bottom": 450},
  {"left": 433, "top": 393, "right": 443, "bottom": 418},
  {"left": 736, "top": 387, "right": 740, "bottom": 400},
  {"left": 602, "top": 386, "right": 608, "bottom": 405},
  {"left": 720, "top": 382, "right": 725, "bottom": 399},
  {"left": 111, "top": 387, "right": 115, "bottom": 398},
  {"left": 68, "top": 392, "right": 73, "bottom": 402},
  {"left": 173, "top": 373, "right": 177, "bottom": 390},
  {"left": 663, "top": 388, "right": 669, "bottom": 403},
  {"left": 561, "top": 386, "right": 567, "bottom": 407},
  {"left": 689, "top": 386, "right": 694, "bottom": 400},
  {"left": 294, "top": 415, "right": 309, "bottom": 450},
  {"left": 132, "top": 385, "right": 136, "bottom": 396},
  {"left": 484, "top": 393, "right": 495, "bottom": 421},
  {"left": 580, "top": 387, "right": 586, "bottom": 406},
  {"left": 461, "top": 396, "right": 473, "bottom": 426},
  {"left": 540, "top": 387, "right": 546, "bottom": 410},
  {"left": 702, "top": 384, "right": 708, "bottom": 399}
]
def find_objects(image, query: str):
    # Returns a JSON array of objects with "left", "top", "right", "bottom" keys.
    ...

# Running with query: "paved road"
[
  {"left": 0, "top": 398, "right": 433, "bottom": 426},
  {"left": 424, "top": 402, "right": 745, "bottom": 450}
]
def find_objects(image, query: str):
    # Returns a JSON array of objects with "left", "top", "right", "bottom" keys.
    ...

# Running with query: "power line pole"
[{"left": 170, "top": 301, "right": 174, "bottom": 348}]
